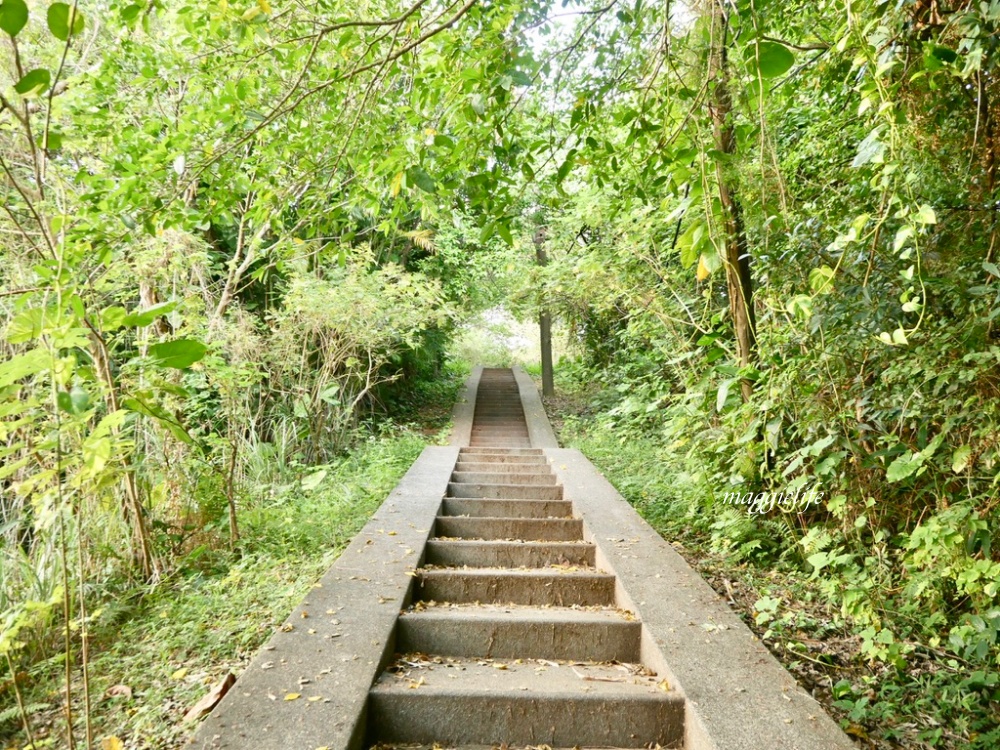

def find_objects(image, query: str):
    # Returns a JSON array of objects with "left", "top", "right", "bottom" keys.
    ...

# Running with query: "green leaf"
[
  {"left": 852, "top": 127, "right": 885, "bottom": 168},
  {"left": 952, "top": 445, "right": 972, "bottom": 473},
  {"left": 147, "top": 338, "right": 207, "bottom": 369},
  {"left": 0, "top": 348, "right": 49, "bottom": 388},
  {"left": 750, "top": 41, "right": 795, "bottom": 78},
  {"left": 556, "top": 150, "right": 577, "bottom": 184},
  {"left": 57, "top": 386, "right": 89, "bottom": 415},
  {"left": 14, "top": 68, "right": 51, "bottom": 98},
  {"left": 886, "top": 451, "right": 922, "bottom": 482},
  {"left": 121, "top": 3, "right": 142, "bottom": 23},
  {"left": 122, "top": 396, "right": 194, "bottom": 444},
  {"left": 808, "top": 265, "right": 835, "bottom": 294},
  {"left": 123, "top": 301, "right": 177, "bottom": 327},
  {"left": 406, "top": 167, "right": 436, "bottom": 194},
  {"left": 509, "top": 70, "right": 532, "bottom": 86},
  {"left": 914, "top": 204, "right": 937, "bottom": 225},
  {"left": 47, "top": 2, "right": 84, "bottom": 40},
  {"left": 0, "top": 0, "right": 29, "bottom": 37}
]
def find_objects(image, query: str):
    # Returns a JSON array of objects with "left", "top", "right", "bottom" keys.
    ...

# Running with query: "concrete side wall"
[
  {"left": 190, "top": 447, "right": 457, "bottom": 750},
  {"left": 546, "top": 449, "right": 856, "bottom": 750},
  {"left": 448, "top": 365, "right": 482, "bottom": 447},
  {"left": 512, "top": 366, "right": 559, "bottom": 448}
]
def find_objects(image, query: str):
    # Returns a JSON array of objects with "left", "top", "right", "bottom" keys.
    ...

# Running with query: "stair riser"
[
  {"left": 424, "top": 540, "right": 596, "bottom": 567},
  {"left": 435, "top": 517, "right": 582, "bottom": 541},
  {"left": 367, "top": 693, "right": 684, "bottom": 747},
  {"left": 396, "top": 617, "right": 641, "bottom": 661},
  {"left": 448, "top": 483, "right": 563, "bottom": 500},
  {"left": 469, "top": 439, "right": 532, "bottom": 447},
  {"left": 415, "top": 573, "right": 615, "bottom": 606},
  {"left": 451, "top": 471, "right": 556, "bottom": 485},
  {"left": 455, "top": 462, "right": 549, "bottom": 473},
  {"left": 441, "top": 498, "right": 573, "bottom": 519},
  {"left": 459, "top": 448, "right": 543, "bottom": 456}
]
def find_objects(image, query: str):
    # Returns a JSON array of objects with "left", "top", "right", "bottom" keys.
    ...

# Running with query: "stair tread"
[
  {"left": 400, "top": 603, "right": 637, "bottom": 623},
  {"left": 372, "top": 656, "right": 672, "bottom": 698}
]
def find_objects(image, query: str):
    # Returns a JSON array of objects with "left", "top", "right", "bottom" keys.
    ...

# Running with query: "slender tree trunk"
[
  {"left": 709, "top": 1, "right": 757, "bottom": 400},
  {"left": 534, "top": 228, "right": 555, "bottom": 397}
]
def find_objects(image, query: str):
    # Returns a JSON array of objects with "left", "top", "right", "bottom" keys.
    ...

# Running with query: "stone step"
[
  {"left": 435, "top": 516, "right": 582, "bottom": 541},
  {"left": 468, "top": 431, "right": 529, "bottom": 437},
  {"left": 440, "top": 498, "right": 573, "bottom": 519},
  {"left": 414, "top": 569, "right": 615, "bottom": 606},
  {"left": 424, "top": 540, "right": 596, "bottom": 568},
  {"left": 447, "top": 483, "right": 563, "bottom": 500},
  {"left": 456, "top": 457, "right": 548, "bottom": 468},
  {"left": 460, "top": 447, "right": 544, "bottom": 456},
  {"left": 455, "top": 461, "right": 549, "bottom": 473},
  {"left": 367, "top": 658, "right": 683, "bottom": 747},
  {"left": 451, "top": 471, "right": 556, "bottom": 485},
  {"left": 469, "top": 438, "right": 532, "bottom": 447},
  {"left": 396, "top": 605, "right": 641, "bottom": 661}
]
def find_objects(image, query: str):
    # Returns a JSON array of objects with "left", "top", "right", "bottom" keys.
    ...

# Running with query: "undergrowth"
[
  {"left": 1, "top": 420, "right": 443, "bottom": 750},
  {"left": 552, "top": 374, "right": 1000, "bottom": 750}
]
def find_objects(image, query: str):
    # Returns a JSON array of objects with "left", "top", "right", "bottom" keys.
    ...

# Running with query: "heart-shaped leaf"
[
  {"left": 14, "top": 68, "right": 51, "bottom": 98},
  {"left": 0, "top": 0, "right": 29, "bottom": 37},
  {"left": 47, "top": 2, "right": 84, "bottom": 41}
]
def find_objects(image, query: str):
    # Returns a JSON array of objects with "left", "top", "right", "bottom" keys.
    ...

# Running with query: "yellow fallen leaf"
[
  {"left": 696, "top": 254, "right": 711, "bottom": 281},
  {"left": 658, "top": 679, "right": 671, "bottom": 692},
  {"left": 102, "top": 738, "right": 124, "bottom": 750},
  {"left": 170, "top": 668, "right": 188, "bottom": 680},
  {"left": 307, "top": 696, "right": 323, "bottom": 702},
  {"left": 284, "top": 693, "right": 301, "bottom": 701}
]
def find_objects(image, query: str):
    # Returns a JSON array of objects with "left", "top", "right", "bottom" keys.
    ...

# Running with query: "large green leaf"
[
  {"left": 47, "top": 2, "right": 84, "bottom": 40},
  {"left": 750, "top": 41, "right": 795, "bottom": 78},
  {"left": 148, "top": 338, "right": 207, "bottom": 369},
  {"left": 14, "top": 68, "right": 51, "bottom": 98},
  {"left": 0, "top": 0, "right": 28, "bottom": 37}
]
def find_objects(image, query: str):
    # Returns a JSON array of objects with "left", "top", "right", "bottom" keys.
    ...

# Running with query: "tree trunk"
[
  {"left": 534, "top": 228, "right": 555, "bottom": 397},
  {"left": 709, "top": 1, "right": 757, "bottom": 400}
]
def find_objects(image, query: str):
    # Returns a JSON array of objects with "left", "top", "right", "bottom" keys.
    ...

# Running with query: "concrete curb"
[
  {"left": 546, "top": 449, "right": 856, "bottom": 750},
  {"left": 189, "top": 446, "right": 458, "bottom": 750},
  {"left": 448, "top": 365, "right": 481, "bottom": 447},
  {"left": 511, "top": 366, "right": 559, "bottom": 448}
]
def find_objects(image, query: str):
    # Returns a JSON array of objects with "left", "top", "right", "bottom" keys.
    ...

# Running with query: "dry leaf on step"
[{"left": 183, "top": 673, "right": 236, "bottom": 723}]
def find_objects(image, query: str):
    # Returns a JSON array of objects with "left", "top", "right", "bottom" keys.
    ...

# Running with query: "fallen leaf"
[
  {"left": 170, "top": 668, "right": 188, "bottom": 680},
  {"left": 284, "top": 693, "right": 301, "bottom": 701},
  {"left": 307, "top": 696, "right": 323, "bottom": 702},
  {"left": 182, "top": 673, "right": 235, "bottom": 723},
  {"left": 102, "top": 738, "right": 124, "bottom": 750},
  {"left": 105, "top": 685, "right": 132, "bottom": 699}
]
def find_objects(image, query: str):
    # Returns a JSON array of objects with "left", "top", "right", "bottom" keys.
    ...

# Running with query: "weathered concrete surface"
[
  {"left": 440, "top": 497, "right": 573, "bottom": 518},
  {"left": 396, "top": 605, "right": 642, "bottom": 661},
  {"left": 435, "top": 516, "right": 583, "bottom": 541},
  {"left": 189, "top": 447, "right": 457, "bottom": 750},
  {"left": 424, "top": 539, "right": 596, "bottom": 567},
  {"left": 449, "top": 366, "right": 481, "bottom": 446},
  {"left": 451, "top": 470, "right": 557, "bottom": 485},
  {"left": 367, "top": 659, "right": 685, "bottom": 747},
  {"left": 512, "top": 366, "right": 560, "bottom": 448},
  {"left": 447, "top": 482, "right": 564, "bottom": 500},
  {"left": 547, "top": 448, "right": 857, "bottom": 750},
  {"left": 415, "top": 568, "right": 616, "bottom": 606}
]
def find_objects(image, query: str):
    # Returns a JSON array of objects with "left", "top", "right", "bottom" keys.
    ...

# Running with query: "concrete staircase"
[
  {"left": 366, "top": 369, "right": 684, "bottom": 747},
  {"left": 191, "top": 366, "right": 857, "bottom": 750}
]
